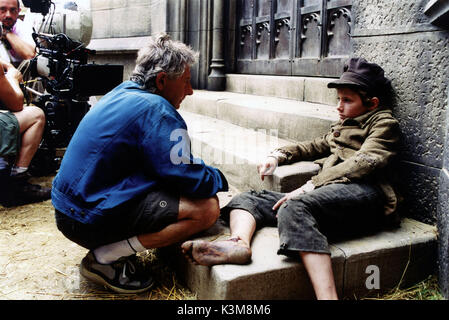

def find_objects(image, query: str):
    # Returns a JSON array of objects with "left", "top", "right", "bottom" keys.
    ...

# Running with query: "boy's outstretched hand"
[
  {"left": 272, "top": 180, "right": 315, "bottom": 211},
  {"left": 257, "top": 156, "right": 278, "bottom": 181}
]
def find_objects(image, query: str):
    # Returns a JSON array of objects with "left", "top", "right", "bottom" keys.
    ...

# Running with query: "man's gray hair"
[{"left": 130, "top": 33, "right": 198, "bottom": 93}]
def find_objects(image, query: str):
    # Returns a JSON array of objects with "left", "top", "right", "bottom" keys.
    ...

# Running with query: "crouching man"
[{"left": 52, "top": 34, "right": 228, "bottom": 294}]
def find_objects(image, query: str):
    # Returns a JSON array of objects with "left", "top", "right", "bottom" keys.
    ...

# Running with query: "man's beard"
[{"left": 1, "top": 18, "right": 15, "bottom": 30}]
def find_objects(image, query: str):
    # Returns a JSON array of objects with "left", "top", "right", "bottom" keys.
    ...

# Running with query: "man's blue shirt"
[{"left": 51, "top": 81, "right": 228, "bottom": 223}]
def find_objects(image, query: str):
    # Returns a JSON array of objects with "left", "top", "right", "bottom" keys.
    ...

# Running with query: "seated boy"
[{"left": 181, "top": 58, "right": 400, "bottom": 300}]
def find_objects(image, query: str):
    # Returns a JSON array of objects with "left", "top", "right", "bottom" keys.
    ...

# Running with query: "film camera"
[
  {"left": 21, "top": 1, "right": 123, "bottom": 175},
  {"left": 22, "top": 0, "right": 52, "bottom": 16}
]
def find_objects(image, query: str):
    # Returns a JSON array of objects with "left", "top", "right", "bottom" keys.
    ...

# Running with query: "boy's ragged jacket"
[{"left": 270, "top": 108, "right": 400, "bottom": 216}]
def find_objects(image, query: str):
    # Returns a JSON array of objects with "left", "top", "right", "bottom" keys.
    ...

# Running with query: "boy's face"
[{"left": 336, "top": 87, "right": 375, "bottom": 121}]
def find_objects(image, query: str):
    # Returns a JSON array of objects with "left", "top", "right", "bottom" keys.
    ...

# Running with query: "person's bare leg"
[
  {"left": 137, "top": 196, "right": 220, "bottom": 248},
  {"left": 181, "top": 209, "right": 256, "bottom": 266},
  {"left": 300, "top": 251, "right": 338, "bottom": 300},
  {"left": 13, "top": 106, "right": 45, "bottom": 167},
  {"left": 229, "top": 209, "right": 256, "bottom": 246}
]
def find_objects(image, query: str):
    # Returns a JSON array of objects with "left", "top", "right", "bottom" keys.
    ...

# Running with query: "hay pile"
[{"left": 0, "top": 175, "right": 195, "bottom": 300}]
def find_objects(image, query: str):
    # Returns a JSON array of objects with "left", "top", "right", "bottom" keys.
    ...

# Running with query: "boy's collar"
[{"left": 338, "top": 107, "right": 390, "bottom": 126}]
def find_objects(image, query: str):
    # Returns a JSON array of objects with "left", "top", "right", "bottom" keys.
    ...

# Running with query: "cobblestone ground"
[{"left": 0, "top": 175, "right": 237, "bottom": 300}]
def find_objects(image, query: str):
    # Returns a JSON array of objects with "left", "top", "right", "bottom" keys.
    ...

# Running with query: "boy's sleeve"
[
  {"left": 141, "top": 114, "right": 228, "bottom": 198},
  {"left": 270, "top": 134, "right": 332, "bottom": 165},
  {"left": 311, "top": 115, "right": 400, "bottom": 187}
]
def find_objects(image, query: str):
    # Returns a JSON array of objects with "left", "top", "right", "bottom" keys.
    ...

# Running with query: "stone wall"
[
  {"left": 87, "top": 0, "right": 212, "bottom": 89},
  {"left": 90, "top": 0, "right": 163, "bottom": 39},
  {"left": 352, "top": 0, "right": 449, "bottom": 298},
  {"left": 438, "top": 83, "right": 449, "bottom": 297},
  {"left": 352, "top": 0, "right": 449, "bottom": 223}
]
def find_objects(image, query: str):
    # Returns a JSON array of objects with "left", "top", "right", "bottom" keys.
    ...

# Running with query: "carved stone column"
[{"left": 208, "top": 0, "right": 226, "bottom": 91}]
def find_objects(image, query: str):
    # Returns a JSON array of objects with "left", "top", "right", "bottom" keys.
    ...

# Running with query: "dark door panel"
[{"left": 236, "top": 0, "right": 352, "bottom": 77}]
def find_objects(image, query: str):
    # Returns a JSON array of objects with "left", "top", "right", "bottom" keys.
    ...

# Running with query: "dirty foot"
[{"left": 181, "top": 237, "right": 252, "bottom": 266}]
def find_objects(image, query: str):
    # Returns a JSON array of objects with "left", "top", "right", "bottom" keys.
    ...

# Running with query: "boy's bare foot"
[{"left": 181, "top": 237, "right": 252, "bottom": 266}]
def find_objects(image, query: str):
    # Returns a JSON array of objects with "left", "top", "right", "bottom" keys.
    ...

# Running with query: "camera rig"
[
  {"left": 22, "top": 0, "right": 52, "bottom": 16},
  {"left": 21, "top": 1, "right": 123, "bottom": 175}
]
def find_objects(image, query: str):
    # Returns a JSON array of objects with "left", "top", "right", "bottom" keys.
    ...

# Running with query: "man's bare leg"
[
  {"left": 137, "top": 196, "right": 221, "bottom": 248},
  {"left": 181, "top": 209, "right": 256, "bottom": 266},
  {"left": 93, "top": 196, "right": 222, "bottom": 265},
  {"left": 300, "top": 251, "right": 338, "bottom": 300},
  {"left": 13, "top": 106, "right": 45, "bottom": 167}
]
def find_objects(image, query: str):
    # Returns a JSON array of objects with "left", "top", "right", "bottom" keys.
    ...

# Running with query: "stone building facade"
[{"left": 87, "top": 0, "right": 448, "bottom": 298}]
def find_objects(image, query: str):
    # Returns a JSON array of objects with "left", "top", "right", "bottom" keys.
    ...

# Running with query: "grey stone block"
[
  {"left": 90, "top": 0, "right": 111, "bottom": 11},
  {"left": 88, "top": 36, "right": 151, "bottom": 52},
  {"left": 180, "top": 111, "right": 322, "bottom": 193},
  {"left": 180, "top": 111, "right": 289, "bottom": 191},
  {"left": 109, "top": 7, "right": 152, "bottom": 37},
  {"left": 169, "top": 218, "right": 436, "bottom": 300},
  {"left": 353, "top": 33, "right": 449, "bottom": 169},
  {"left": 304, "top": 77, "right": 338, "bottom": 106},
  {"left": 336, "top": 218, "right": 438, "bottom": 298},
  {"left": 91, "top": 9, "right": 111, "bottom": 39},
  {"left": 226, "top": 74, "right": 308, "bottom": 102},
  {"left": 437, "top": 169, "right": 449, "bottom": 298},
  {"left": 91, "top": 0, "right": 167, "bottom": 40},
  {"left": 352, "top": 0, "right": 432, "bottom": 33},
  {"left": 181, "top": 90, "right": 338, "bottom": 142},
  {"left": 245, "top": 75, "right": 305, "bottom": 101},
  {"left": 170, "top": 223, "right": 345, "bottom": 300},
  {"left": 263, "top": 162, "right": 321, "bottom": 193},
  {"left": 396, "top": 161, "right": 440, "bottom": 224},
  {"left": 225, "top": 74, "right": 246, "bottom": 94}
]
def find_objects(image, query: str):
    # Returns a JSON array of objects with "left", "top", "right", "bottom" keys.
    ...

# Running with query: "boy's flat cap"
[{"left": 327, "top": 58, "right": 390, "bottom": 95}]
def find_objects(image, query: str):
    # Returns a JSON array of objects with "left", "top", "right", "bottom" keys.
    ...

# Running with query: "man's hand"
[
  {"left": 272, "top": 180, "right": 315, "bottom": 211},
  {"left": 0, "top": 58, "right": 24, "bottom": 111},
  {"left": 1, "top": 59, "right": 21, "bottom": 81},
  {"left": 5, "top": 62, "right": 22, "bottom": 82},
  {"left": 257, "top": 156, "right": 278, "bottom": 181}
]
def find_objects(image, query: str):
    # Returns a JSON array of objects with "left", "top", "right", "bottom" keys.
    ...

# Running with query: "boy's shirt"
[{"left": 271, "top": 108, "right": 400, "bottom": 216}]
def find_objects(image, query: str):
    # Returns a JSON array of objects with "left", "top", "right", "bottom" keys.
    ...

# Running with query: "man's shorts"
[
  {"left": 55, "top": 189, "right": 180, "bottom": 249},
  {"left": 221, "top": 182, "right": 386, "bottom": 256},
  {"left": 0, "top": 110, "right": 20, "bottom": 157}
]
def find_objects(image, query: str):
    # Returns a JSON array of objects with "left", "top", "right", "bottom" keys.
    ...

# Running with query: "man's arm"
[
  {"left": 4, "top": 31, "right": 35, "bottom": 60},
  {"left": 0, "top": 59, "right": 23, "bottom": 111}
]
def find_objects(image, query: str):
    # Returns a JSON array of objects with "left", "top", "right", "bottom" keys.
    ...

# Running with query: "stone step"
[
  {"left": 180, "top": 89, "right": 339, "bottom": 143},
  {"left": 166, "top": 216, "right": 437, "bottom": 300},
  {"left": 225, "top": 74, "right": 339, "bottom": 106},
  {"left": 180, "top": 110, "right": 320, "bottom": 193}
]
